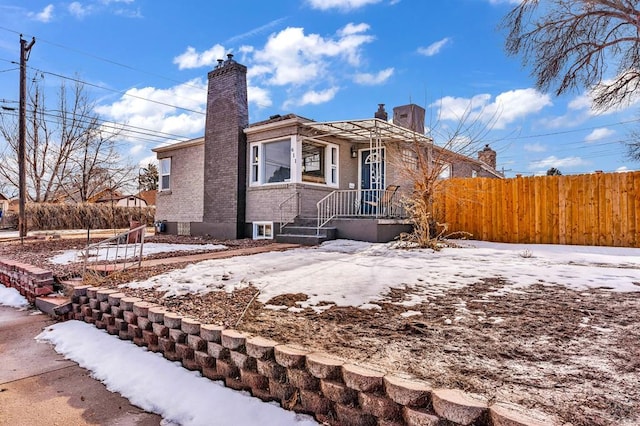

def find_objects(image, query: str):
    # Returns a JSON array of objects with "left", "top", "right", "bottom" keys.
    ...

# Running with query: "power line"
[{"left": 0, "top": 107, "right": 195, "bottom": 146}]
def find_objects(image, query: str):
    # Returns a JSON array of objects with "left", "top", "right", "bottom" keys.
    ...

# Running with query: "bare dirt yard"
[{"left": 2, "top": 235, "right": 639, "bottom": 426}]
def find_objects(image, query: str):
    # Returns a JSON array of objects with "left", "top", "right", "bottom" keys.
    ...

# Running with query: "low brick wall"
[
  {"left": 0, "top": 259, "right": 54, "bottom": 302},
  {"left": 69, "top": 285, "right": 553, "bottom": 426}
]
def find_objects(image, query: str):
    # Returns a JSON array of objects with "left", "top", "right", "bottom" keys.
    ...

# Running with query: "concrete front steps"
[{"left": 276, "top": 218, "right": 336, "bottom": 246}]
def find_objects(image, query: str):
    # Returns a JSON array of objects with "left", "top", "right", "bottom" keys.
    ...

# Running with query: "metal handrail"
[
  {"left": 82, "top": 224, "right": 146, "bottom": 276},
  {"left": 317, "top": 189, "right": 406, "bottom": 231},
  {"left": 279, "top": 191, "right": 300, "bottom": 232}
]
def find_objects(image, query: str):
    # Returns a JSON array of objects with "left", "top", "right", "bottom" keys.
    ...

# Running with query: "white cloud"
[
  {"left": 523, "top": 143, "right": 546, "bottom": 153},
  {"left": 68, "top": 2, "right": 91, "bottom": 19},
  {"left": 226, "top": 17, "right": 287, "bottom": 44},
  {"left": 173, "top": 45, "right": 227, "bottom": 70},
  {"left": 585, "top": 127, "right": 615, "bottom": 142},
  {"left": 252, "top": 23, "right": 374, "bottom": 86},
  {"left": 616, "top": 166, "right": 630, "bottom": 172},
  {"left": 138, "top": 154, "right": 158, "bottom": 168},
  {"left": 129, "top": 144, "right": 145, "bottom": 155},
  {"left": 417, "top": 38, "right": 451, "bottom": 57},
  {"left": 96, "top": 78, "right": 207, "bottom": 142},
  {"left": 248, "top": 85, "right": 272, "bottom": 108},
  {"left": 433, "top": 88, "right": 552, "bottom": 129},
  {"left": 28, "top": 4, "right": 54, "bottom": 22},
  {"left": 528, "top": 156, "right": 589, "bottom": 170},
  {"left": 114, "top": 7, "right": 143, "bottom": 18},
  {"left": 354, "top": 67, "right": 394, "bottom": 85},
  {"left": 569, "top": 76, "right": 640, "bottom": 116},
  {"left": 306, "top": 0, "right": 382, "bottom": 11},
  {"left": 297, "top": 87, "right": 339, "bottom": 106}
]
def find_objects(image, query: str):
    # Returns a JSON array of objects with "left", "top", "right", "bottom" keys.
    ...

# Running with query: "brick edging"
[
  {"left": 68, "top": 285, "right": 555, "bottom": 426},
  {"left": 0, "top": 259, "right": 54, "bottom": 302}
]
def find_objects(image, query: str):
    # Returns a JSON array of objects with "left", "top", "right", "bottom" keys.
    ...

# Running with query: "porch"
[{"left": 276, "top": 188, "right": 413, "bottom": 245}]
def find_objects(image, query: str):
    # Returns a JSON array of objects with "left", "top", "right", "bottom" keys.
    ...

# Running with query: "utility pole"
[{"left": 18, "top": 35, "right": 35, "bottom": 240}]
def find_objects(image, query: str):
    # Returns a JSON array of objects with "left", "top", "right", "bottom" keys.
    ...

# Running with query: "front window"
[
  {"left": 263, "top": 140, "right": 291, "bottom": 183},
  {"left": 302, "top": 142, "right": 325, "bottom": 184},
  {"left": 249, "top": 138, "right": 338, "bottom": 187},
  {"left": 159, "top": 158, "right": 171, "bottom": 191}
]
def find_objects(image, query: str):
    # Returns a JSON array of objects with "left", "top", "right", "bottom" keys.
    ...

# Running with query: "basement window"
[{"left": 253, "top": 221, "right": 274, "bottom": 240}]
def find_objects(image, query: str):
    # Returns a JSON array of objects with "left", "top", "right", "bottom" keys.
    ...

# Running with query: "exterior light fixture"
[{"left": 351, "top": 145, "right": 358, "bottom": 158}]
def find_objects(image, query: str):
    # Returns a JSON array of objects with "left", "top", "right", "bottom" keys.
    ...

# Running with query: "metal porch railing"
[
  {"left": 279, "top": 191, "right": 300, "bottom": 232},
  {"left": 317, "top": 189, "right": 406, "bottom": 230},
  {"left": 82, "top": 224, "right": 146, "bottom": 276}
]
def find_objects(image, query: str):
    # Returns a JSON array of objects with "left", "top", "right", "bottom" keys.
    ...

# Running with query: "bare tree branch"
[{"left": 503, "top": 0, "right": 640, "bottom": 110}]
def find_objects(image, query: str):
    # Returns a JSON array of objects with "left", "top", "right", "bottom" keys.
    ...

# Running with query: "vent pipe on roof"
[{"left": 216, "top": 59, "right": 224, "bottom": 69}]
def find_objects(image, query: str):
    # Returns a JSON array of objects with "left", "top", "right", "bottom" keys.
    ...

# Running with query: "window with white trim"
[
  {"left": 330, "top": 146, "right": 338, "bottom": 185},
  {"left": 250, "top": 138, "right": 338, "bottom": 187},
  {"left": 402, "top": 148, "right": 418, "bottom": 171},
  {"left": 251, "top": 139, "right": 291, "bottom": 185},
  {"left": 159, "top": 158, "right": 171, "bottom": 191},
  {"left": 253, "top": 222, "right": 273, "bottom": 239},
  {"left": 438, "top": 162, "right": 451, "bottom": 180}
]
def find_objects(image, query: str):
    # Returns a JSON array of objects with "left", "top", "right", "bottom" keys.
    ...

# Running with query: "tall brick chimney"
[
  {"left": 202, "top": 54, "right": 248, "bottom": 239},
  {"left": 478, "top": 144, "right": 497, "bottom": 170},
  {"left": 392, "top": 104, "right": 425, "bottom": 134}
]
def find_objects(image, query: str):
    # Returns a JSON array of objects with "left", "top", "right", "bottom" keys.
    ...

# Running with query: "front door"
[{"left": 360, "top": 148, "right": 385, "bottom": 213}]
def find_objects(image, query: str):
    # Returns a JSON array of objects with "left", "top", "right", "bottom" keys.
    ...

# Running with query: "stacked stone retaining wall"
[
  {"left": 0, "top": 259, "right": 54, "bottom": 302},
  {"left": 68, "top": 284, "right": 553, "bottom": 426}
]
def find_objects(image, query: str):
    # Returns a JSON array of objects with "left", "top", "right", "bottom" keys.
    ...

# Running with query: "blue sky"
[{"left": 1, "top": 0, "right": 639, "bottom": 177}]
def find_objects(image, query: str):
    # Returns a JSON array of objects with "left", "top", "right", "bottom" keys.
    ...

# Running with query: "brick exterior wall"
[
  {"left": 203, "top": 59, "right": 248, "bottom": 239},
  {"left": 156, "top": 143, "right": 204, "bottom": 223},
  {"left": 246, "top": 184, "right": 335, "bottom": 222}
]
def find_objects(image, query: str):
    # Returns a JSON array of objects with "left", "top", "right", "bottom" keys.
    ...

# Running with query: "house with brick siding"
[{"left": 153, "top": 56, "right": 501, "bottom": 243}]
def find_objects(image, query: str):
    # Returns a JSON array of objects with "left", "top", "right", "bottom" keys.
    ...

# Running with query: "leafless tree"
[
  {"left": 503, "top": 0, "right": 640, "bottom": 111},
  {"left": 0, "top": 78, "right": 134, "bottom": 202},
  {"left": 389, "top": 104, "right": 499, "bottom": 249}
]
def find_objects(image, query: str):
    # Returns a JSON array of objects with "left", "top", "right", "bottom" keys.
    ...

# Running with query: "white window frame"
[
  {"left": 159, "top": 158, "right": 171, "bottom": 191},
  {"left": 329, "top": 146, "right": 338, "bottom": 186},
  {"left": 252, "top": 221, "right": 274, "bottom": 240},
  {"left": 437, "top": 162, "right": 452, "bottom": 180},
  {"left": 249, "top": 136, "right": 338, "bottom": 188},
  {"left": 250, "top": 137, "right": 293, "bottom": 186}
]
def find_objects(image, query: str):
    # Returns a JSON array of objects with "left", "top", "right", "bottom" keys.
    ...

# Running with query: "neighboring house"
[
  {"left": 93, "top": 193, "right": 148, "bottom": 208},
  {"left": 153, "top": 56, "right": 502, "bottom": 243}
]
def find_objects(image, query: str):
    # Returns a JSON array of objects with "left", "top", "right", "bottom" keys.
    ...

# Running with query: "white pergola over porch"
[{"left": 301, "top": 118, "right": 432, "bottom": 229}]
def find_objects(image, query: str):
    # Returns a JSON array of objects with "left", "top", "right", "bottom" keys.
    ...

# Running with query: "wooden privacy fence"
[{"left": 433, "top": 171, "right": 640, "bottom": 247}]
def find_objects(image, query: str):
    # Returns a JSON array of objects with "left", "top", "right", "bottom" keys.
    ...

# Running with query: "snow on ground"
[
  {"left": 122, "top": 240, "right": 640, "bottom": 312},
  {"left": 50, "top": 243, "right": 227, "bottom": 265},
  {"left": 0, "top": 284, "right": 29, "bottom": 308},
  {"left": 37, "top": 321, "right": 317, "bottom": 426}
]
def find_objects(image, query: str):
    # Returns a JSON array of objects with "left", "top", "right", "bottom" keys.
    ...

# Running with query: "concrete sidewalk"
[{"left": 0, "top": 305, "right": 161, "bottom": 425}]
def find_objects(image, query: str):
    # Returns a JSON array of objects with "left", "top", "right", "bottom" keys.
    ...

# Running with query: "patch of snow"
[
  {"left": 401, "top": 310, "right": 422, "bottom": 318},
  {"left": 36, "top": 321, "right": 317, "bottom": 426},
  {"left": 0, "top": 284, "right": 29, "bottom": 308},
  {"left": 50, "top": 243, "right": 227, "bottom": 265},
  {"left": 120, "top": 239, "right": 640, "bottom": 312}
]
